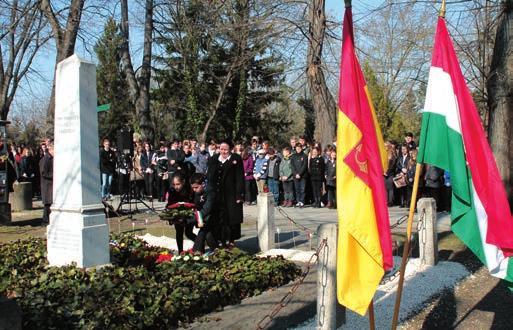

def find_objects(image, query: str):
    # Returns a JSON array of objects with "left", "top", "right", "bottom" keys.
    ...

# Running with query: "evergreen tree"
[
  {"left": 153, "top": 0, "right": 286, "bottom": 142},
  {"left": 95, "top": 18, "right": 134, "bottom": 141}
]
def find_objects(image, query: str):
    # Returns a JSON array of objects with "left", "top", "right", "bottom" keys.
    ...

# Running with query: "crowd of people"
[
  {"left": 2, "top": 130, "right": 450, "bottom": 248},
  {"left": 4, "top": 139, "right": 54, "bottom": 224},
  {"left": 385, "top": 133, "right": 451, "bottom": 211},
  {"left": 99, "top": 135, "right": 339, "bottom": 210}
]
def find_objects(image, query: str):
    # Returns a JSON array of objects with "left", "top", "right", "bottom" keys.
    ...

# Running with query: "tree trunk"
[
  {"left": 40, "top": 0, "right": 85, "bottom": 137},
  {"left": 306, "top": 0, "right": 337, "bottom": 147},
  {"left": 120, "top": 0, "right": 155, "bottom": 143},
  {"left": 487, "top": 0, "right": 513, "bottom": 207}
]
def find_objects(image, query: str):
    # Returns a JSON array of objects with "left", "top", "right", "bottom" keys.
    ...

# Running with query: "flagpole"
[
  {"left": 439, "top": 0, "right": 446, "bottom": 18},
  {"left": 369, "top": 299, "right": 376, "bottom": 330},
  {"left": 390, "top": 163, "right": 423, "bottom": 329}
]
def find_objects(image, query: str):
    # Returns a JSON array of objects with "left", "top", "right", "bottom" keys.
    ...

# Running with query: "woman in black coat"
[
  {"left": 39, "top": 144, "right": 54, "bottom": 224},
  {"left": 207, "top": 141, "right": 244, "bottom": 247},
  {"left": 309, "top": 147, "right": 325, "bottom": 208}
]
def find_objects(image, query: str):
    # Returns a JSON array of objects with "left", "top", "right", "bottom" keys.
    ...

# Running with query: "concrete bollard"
[
  {"left": 316, "top": 223, "right": 345, "bottom": 330},
  {"left": 417, "top": 198, "right": 438, "bottom": 266},
  {"left": 257, "top": 192, "right": 275, "bottom": 252},
  {"left": 10, "top": 181, "right": 32, "bottom": 211}
]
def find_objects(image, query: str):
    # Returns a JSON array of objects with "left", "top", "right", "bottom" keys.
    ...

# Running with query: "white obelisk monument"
[{"left": 47, "top": 54, "right": 109, "bottom": 268}]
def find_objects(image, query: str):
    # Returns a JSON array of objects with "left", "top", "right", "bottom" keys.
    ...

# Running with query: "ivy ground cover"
[{"left": 0, "top": 234, "right": 300, "bottom": 329}]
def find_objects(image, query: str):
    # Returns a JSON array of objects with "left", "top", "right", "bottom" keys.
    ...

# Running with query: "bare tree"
[
  {"left": 0, "top": 0, "right": 51, "bottom": 120},
  {"left": 119, "top": 0, "right": 154, "bottom": 142},
  {"left": 487, "top": 0, "right": 513, "bottom": 206},
  {"left": 40, "top": 0, "right": 86, "bottom": 130},
  {"left": 357, "top": 0, "right": 434, "bottom": 136},
  {"left": 306, "top": 0, "right": 337, "bottom": 147}
]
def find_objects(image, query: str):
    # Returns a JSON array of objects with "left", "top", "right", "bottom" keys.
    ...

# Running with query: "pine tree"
[
  {"left": 153, "top": 0, "right": 286, "bottom": 142},
  {"left": 95, "top": 18, "right": 134, "bottom": 141}
]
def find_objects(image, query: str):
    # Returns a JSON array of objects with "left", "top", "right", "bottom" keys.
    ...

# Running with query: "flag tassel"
[{"left": 391, "top": 163, "right": 423, "bottom": 329}]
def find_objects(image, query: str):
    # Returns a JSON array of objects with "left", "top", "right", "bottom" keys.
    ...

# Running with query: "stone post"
[
  {"left": 47, "top": 54, "right": 109, "bottom": 268},
  {"left": 10, "top": 182, "right": 32, "bottom": 211},
  {"left": 417, "top": 198, "right": 438, "bottom": 266},
  {"left": 316, "top": 223, "right": 345, "bottom": 330},
  {"left": 257, "top": 192, "right": 275, "bottom": 252}
]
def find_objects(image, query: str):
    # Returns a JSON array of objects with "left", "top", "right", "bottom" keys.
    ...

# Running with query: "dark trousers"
[
  {"left": 385, "top": 176, "right": 395, "bottom": 205},
  {"left": 440, "top": 186, "right": 452, "bottom": 212},
  {"left": 311, "top": 180, "right": 323, "bottom": 205},
  {"left": 398, "top": 186, "right": 407, "bottom": 206},
  {"left": 144, "top": 172, "right": 154, "bottom": 197},
  {"left": 425, "top": 187, "right": 441, "bottom": 210},
  {"left": 326, "top": 185, "right": 336, "bottom": 205},
  {"left": 193, "top": 225, "right": 219, "bottom": 253},
  {"left": 155, "top": 175, "right": 168, "bottom": 201},
  {"left": 283, "top": 180, "right": 294, "bottom": 201},
  {"left": 42, "top": 204, "right": 51, "bottom": 224},
  {"left": 175, "top": 223, "right": 197, "bottom": 253},
  {"left": 244, "top": 179, "right": 256, "bottom": 203},
  {"left": 293, "top": 177, "right": 306, "bottom": 203}
]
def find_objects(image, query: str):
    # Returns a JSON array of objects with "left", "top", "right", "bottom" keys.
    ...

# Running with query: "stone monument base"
[{"left": 47, "top": 206, "right": 109, "bottom": 268}]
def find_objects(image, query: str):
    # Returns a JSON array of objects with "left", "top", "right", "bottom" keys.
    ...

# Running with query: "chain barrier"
[
  {"left": 380, "top": 209, "right": 426, "bottom": 285},
  {"left": 275, "top": 206, "right": 317, "bottom": 239},
  {"left": 255, "top": 238, "right": 327, "bottom": 330},
  {"left": 390, "top": 214, "right": 408, "bottom": 230}
]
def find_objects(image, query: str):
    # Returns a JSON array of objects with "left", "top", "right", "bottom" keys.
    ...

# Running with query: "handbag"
[
  {"left": 393, "top": 173, "right": 407, "bottom": 188},
  {"left": 130, "top": 170, "right": 143, "bottom": 181}
]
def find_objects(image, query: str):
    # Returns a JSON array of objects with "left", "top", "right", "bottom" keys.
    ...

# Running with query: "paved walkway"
[{"left": 103, "top": 195, "right": 452, "bottom": 253}]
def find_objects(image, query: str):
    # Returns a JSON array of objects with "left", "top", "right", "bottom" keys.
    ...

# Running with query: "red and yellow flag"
[{"left": 336, "top": 7, "right": 393, "bottom": 316}]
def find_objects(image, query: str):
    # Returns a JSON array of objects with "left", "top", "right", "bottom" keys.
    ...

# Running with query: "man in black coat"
[
  {"left": 291, "top": 144, "right": 308, "bottom": 207},
  {"left": 39, "top": 143, "right": 54, "bottom": 224},
  {"left": 207, "top": 141, "right": 244, "bottom": 247}
]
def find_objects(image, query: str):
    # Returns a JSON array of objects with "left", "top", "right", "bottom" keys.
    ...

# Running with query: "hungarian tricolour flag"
[
  {"left": 336, "top": 7, "right": 393, "bottom": 315},
  {"left": 418, "top": 17, "right": 513, "bottom": 287}
]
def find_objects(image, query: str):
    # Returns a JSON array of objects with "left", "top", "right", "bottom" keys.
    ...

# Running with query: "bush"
[{"left": 0, "top": 234, "right": 300, "bottom": 329}]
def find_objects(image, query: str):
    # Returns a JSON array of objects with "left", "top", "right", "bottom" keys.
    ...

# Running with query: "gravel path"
[{"left": 294, "top": 257, "right": 470, "bottom": 329}]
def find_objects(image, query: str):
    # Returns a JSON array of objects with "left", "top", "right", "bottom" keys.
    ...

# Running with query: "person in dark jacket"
[
  {"left": 166, "top": 174, "right": 196, "bottom": 253},
  {"left": 166, "top": 139, "right": 185, "bottom": 180},
  {"left": 325, "top": 149, "right": 336, "bottom": 209},
  {"left": 405, "top": 149, "right": 423, "bottom": 207},
  {"left": 309, "top": 147, "right": 325, "bottom": 208},
  {"left": 39, "top": 143, "right": 54, "bottom": 224},
  {"left": 395, "top": 144, "right": 410, "bottom": 207},
  {"left": 140, "top": 141, "right": 155, "bottom": 200},
  {"left": 190, "top": 173, "right": 219, "bottom": 253},
  {"left": 266, "top": 148, "right": 281, "bottom": 205},
  {"left": 424, "top": 164, "right": 444, "bottom": 208},
  {"left": 291, "top": 144, "right": 308, "bottom": 207},
  {"left": 99, "top": 138, "right": 116, "bottom": 200},
  {"left": 207, "top": 141, "right": 244, "bottom": 247},
  {"left": 384, "top": 141, "right": 397, "bottom": 206},
  {"left": 20, "top": 148, "right": 38, "bottom": 196}
]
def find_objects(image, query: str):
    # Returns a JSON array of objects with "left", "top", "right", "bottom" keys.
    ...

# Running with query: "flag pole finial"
[{"left": 439, "top": 0, "right": 447, "bottom": 17}]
